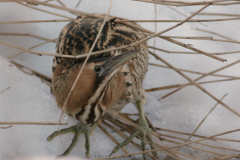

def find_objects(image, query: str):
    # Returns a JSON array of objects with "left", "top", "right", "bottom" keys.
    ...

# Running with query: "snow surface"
[{"left": 0, "top": 0, "right": 240, "bottom": 159}]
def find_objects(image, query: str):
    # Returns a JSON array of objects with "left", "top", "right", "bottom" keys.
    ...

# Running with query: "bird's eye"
[{"left": 94, "top": 66, "right": 102, "bottom": 72}]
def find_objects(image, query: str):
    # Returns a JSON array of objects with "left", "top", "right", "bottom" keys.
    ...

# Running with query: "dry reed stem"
[
  {"left": 163, "top": 138, "right": 229, "bottom": 156},
  {"left": 145, "top": 78, "right": 240, "bottom": 92},
  {"left": 0, "top": 40, "right": 77, "bottom": 58},
  {"left": 115, "top": 17, "right": 240, "bottom": 23},
  {"left": 149, "top": 45, "right": 240, "bottom": 55},
  {"left": 8, "top": 38, "right": 57, "bottom": 59},
  {"left": 195, "top": 28, "right": 236, "bottom": 41},
  {"left": 0, "top": 87, "right": 10, "bottom": 94},
  {"left": 165, "top": 134, "right": 240, "bottom": 153},
  {"left": 0, "top": 125, "right": 12, "bottom": 129},
  {"left": 94, "top": 128, "right": 240, "bottom": 159},
  {"left": 166, "top": 5, "right": 207, "bottom": 26},
  {"left": 23, "top": 0, "right": 103, "bottom": 19},
  {"left": 58, "top": 0, "right": 114, "bottom": 124},
  {"left": 209, "top": 153, "right": 240, "bottom": 160},
  {"left": 56, "top": 0, "right": 65, "bottom": 7},
  {"left": 13, "top": 63, "right": 52, "bottom": 86},
  {"left": 158, "top": 54, "right": 240, "bottom": 99},
  {"left": 194, "top": 12, "right": 240, "bottom": 17},
  {"left": 98, "top": 124, "right": 129, "bottom": 155},
  {"left": 76, "top": 0, "right": 82, "bottom": 7},
  {"left": 149, "top": 51, "right": 240, "bottom": 117},
  {"left": 0, "top": 19, "right": 70, "bottom": 24},
  {"left": 122, "top": 113, "right": 139, "bottom": 116},
  {"left": 132, "top": 0, "right": 240, "bottom": 6},
  {"left": 0, "top": 32, "right": 52, "bottom": 41},
  {"left": 149, "top": 62, "right": 240, "bottom": 79},
  {"left": 119, "top": 29, "right": 213, "bottom": 40},
  {"left": 176, "top": 94, "right": 228, "bottom": 151},
  {"left": 156, "top": 127, "right": 240, "bottom": 143},
  {"left": 154, "top": 3, "right": 157, "bottom": 54},
  {"left": 0, "top": 122, "right": 67, "bottom": 125},
  {"left": 17, "top": 2, "right": 75, "bottom": 20}
]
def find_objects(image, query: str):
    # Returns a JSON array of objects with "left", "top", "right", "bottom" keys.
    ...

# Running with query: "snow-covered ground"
[{"left": 0, "top": 0, "right": 240, "bottom": 159}]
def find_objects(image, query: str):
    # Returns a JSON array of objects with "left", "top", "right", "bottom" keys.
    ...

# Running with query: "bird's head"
[{"left": 56, "top": 50, "right": 140, "bottom": 124}]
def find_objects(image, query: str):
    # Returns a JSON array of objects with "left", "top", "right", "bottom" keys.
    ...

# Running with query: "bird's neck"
[{"left": 101, "top": 72, "right": 126, "bottom": 111}]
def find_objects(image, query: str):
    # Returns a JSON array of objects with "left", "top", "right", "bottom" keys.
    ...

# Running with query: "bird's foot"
[
  {"left": 109, "top": 100, "right": 159, "bottom": 160},
  {"left": 47, "top": 120, "right": 100, "bottom": 158}
]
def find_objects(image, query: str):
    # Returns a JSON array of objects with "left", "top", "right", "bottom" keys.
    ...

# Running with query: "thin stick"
[
  {"left": 59, "top": 0, "right": 114, "bottom": 123},
  {"left": 0, "top": 125, "right": 12, "bottom": 129},
  {"left": 156, "top": 127, "right": 240, "bottom": 143},
  {"left": 56, "top": 0, "right": 65, "bottom": 7},
  {"left": 76, "top": 0, "right": 82, "bottom": 7},
  {"left": 149, "top": 51, "right": 240, "bottom": 117},
  {"left": 149, "top": 45, "right": 240, "bottom": 55},
  {"left": 145, "top": 78, "right": 240, "bottom": 92},
  {"left": 115, "top": 17, "right": 240, "bottom": 23},
  {"left": 154, "top": 3, "right": 157, "bottom": 54},
  {"left": 0, "top": 19, "right": 70, "bottom": 24},
  {"left": 132, "top": 0, "right": 240, "bottom": 6},
  {"left": 194, "top": 12, "right": 240, "bottom": 17},
  {"left": 176, "top": 94, "right": 228, "bottom": 151},
  {"left": 149, "top": 62, "right": 240, "bottom": 79},
  {"left": 0, "top": 40, "right": 77, "bottom": 58},
  {"left": 0, "top": 122, "right": 67, "bottom": 125},
  {"left": 117, "top": 29, "right": 213, "bottom": 40},
  {"left": 0, "top": 87, "right": 10, "bottom": 94},
  {"left": 8, "top": 38, "right": 57, "bottom": 59},
  {"left": 209, "top": 153, "right": 240, "bottom": 160},
  {"left": 93, "top": 128, "right": 240, "bottom": 160},
  {"left": 23, "top": 0, "right": 103, "bottom": 19},
  {"left": 17, "top": 2, "right": 75, "bottom": 20},
  {"left": 162, "top": 138, "right": 229, "bottom": 156},
  {"left": 98, "top": 124, "right": 129, "bottom": 155},
  {"left": 166, "top": 5, "right": 207, "bottom": 26},
  {"left": 195, "top": 28, "right": 236, "bottom": 41},
  {"left": 10, "top": 60, "right": 52, "bottom": 83},
  {"left": 0, "top": 32, "right": 53, "bottom": 41}
]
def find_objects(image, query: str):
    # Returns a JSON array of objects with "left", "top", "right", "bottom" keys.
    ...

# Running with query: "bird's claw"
[{"left": 47, "top": 121, "right": 100, "bottom": 158}]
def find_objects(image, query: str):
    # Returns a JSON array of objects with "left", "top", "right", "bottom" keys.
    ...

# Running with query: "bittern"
[{"left": 48, "top": 14, "right": 159, "bottom": 159}]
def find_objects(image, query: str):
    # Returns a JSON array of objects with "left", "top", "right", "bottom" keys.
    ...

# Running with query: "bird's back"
[{"left": 52, "top": 13, "right": 149, "bottom": 114}]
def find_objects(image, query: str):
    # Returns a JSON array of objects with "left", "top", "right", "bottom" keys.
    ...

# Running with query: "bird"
[{"left": 47, "top": 13, "right": 159, "bottom": 160}]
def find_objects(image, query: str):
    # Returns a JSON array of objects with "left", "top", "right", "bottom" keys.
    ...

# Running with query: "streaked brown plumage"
[
  {"left": 49, "top": 13, "right": 158, "bottom": 159},
  {"left": 52, "top": 13, "right": 148, "bottom": 123}
]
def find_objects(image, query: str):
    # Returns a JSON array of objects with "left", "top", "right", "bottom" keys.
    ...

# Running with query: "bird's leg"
[
  {"left": 47, "top": 120, "right": 101, "bottom": 158},
  {"left": 109, "top": 100, "right": 159, "bottom": 160}
]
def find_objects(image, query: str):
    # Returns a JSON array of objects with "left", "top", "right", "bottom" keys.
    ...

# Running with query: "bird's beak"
[{"left": 100, "top": 49, "right": 140, "bottom": 76}]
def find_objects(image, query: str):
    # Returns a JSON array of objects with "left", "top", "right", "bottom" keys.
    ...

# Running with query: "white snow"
[{"left": 0, "top": 0, "right": 240, "bottom": 159}]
